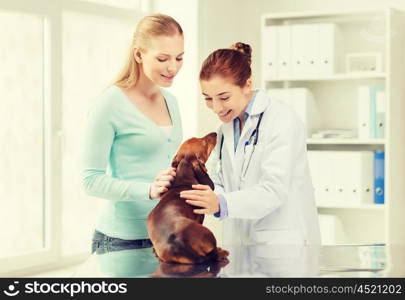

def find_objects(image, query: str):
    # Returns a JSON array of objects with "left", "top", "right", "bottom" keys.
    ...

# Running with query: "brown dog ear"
[
  {"left": 197, "top": 158, "right": 208, "bottom": 173},
  {"left": 193, "top": 160, "right": 215, "bottom": 190},
  {"left": 171, "top": 154, "right": 181, "bottom": 168}
]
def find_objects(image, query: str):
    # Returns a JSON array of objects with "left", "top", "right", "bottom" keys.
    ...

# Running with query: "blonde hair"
[{"left": 113, "top": 14, "right": 183, "bottom": 89}]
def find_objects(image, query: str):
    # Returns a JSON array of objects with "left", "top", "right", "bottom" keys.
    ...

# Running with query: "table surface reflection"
[{"left": 72, "top": 244, "right": 405, "bottom": 278}]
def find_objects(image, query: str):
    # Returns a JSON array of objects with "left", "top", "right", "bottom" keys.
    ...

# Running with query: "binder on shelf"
[
  {"left": 333, "top": 151, "right": 350, "bottom": 203},
  {"left": 376, "top": 89, "right": 386, "bottom": 139},
  {"left": 374, "top": 151, "right": 385, "bottom": 204},
  {"left": 328, "top": 151, "right": 373, "bottom": 205},
  {"left": 291, "top": 24, "right": 316, "bottom": 77},
  {"left": 277, "top": 25, "right": 291, "bottom": 77},
  {"left": 291, "top": 23, "right": 339, "bottom": 77},
  {"left": 262, "top": 25, "right": 278, "bottom": 79},
  {"left": 358, "top": 86, "right": 371, "bottom": 139},
  {"left": 357, "top": 86, "right": 385, "bottom": 139},
  {"left": 304, "top": 24, "right": 319, "bottom": 76},
  {"left": 263, "top": 22, "right": 339, "bottom": 79},
  {"left": 318, "top": 151, "right": 334, "bottom": 204},
  {"left": 347, "top": 151, "right": 374, "bottom": 205},
  {"left": 291, "top": 24, "right": 304, "bottom": 77},
  {"left": 370, "top": 87, "right": 377, "bottom": 138},
  {"left": 318, "top": 23, "right": 339, "bottom": 75},
  {"left": 307, "top": 151, "right": 374, "bottom": 205}
]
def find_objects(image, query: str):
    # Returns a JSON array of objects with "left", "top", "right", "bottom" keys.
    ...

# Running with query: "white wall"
[
  {"left": 152, "top": 0, "right": 199, "bottom": 140},
  {"left": 197, "top": 0, "right": 246, "bottom": 136}
]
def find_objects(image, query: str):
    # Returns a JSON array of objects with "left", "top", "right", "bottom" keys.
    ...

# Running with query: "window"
[
  {"left": 61, "top": 10, "right": 133, "bottom": 255},
  {"left": 82, "top": 0, "right": 140, "bottom": 9},
  {"left": 0, "top": 11, "right": 45, "bottom": 258},
  {"left": 0, "top": 0, "right": 144, "bottom": 275}
]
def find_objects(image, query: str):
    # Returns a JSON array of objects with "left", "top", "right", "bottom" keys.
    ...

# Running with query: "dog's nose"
[{"left": 208, "top": 132, "right": 217, "bottom": 138}]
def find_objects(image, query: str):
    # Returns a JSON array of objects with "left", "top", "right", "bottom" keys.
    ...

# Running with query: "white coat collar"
[
  {"left": 220, "top": 89, "right": 271, "bottom": 167},
  {"left": 250, "top": 89, "right": 270, "bottom": 116}
]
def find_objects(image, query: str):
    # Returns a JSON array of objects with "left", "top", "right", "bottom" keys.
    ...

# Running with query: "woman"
[
  {"left": 82, "top": 14, "right": 184, "bottom": 254},
  {"left": 180, "top": 42, "right": 321, "bottom": 246}
]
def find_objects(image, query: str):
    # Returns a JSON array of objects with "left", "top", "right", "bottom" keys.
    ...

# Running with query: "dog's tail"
[
  {"left": 167, "top": 233, "right": 207, "bottom": 264},
  {"left": 206, "top": 246, "right": 230, "bottom": 262},
  {"left": 167, "top": 222, "right": 224, "bottom": 264}
]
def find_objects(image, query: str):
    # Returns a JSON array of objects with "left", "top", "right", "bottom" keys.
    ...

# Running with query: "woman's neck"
[
  {"left": 130, "top": 68, "right": 161, "bottom": 101},
  {"left": 237, "top": 90, "right": 255, "bottom": 129}
]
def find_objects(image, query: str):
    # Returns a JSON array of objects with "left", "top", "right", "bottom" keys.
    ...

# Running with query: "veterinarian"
[
  {"left": 82, "top": 14, "right": 183, "bottom": 254},
  {"left": 180, "top": 42, "right": 321, "bottom": 246}
]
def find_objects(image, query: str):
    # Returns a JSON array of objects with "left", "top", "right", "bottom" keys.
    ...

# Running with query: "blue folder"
[{"left": 374, "top": 151, "right": 385, "bottom": 204}]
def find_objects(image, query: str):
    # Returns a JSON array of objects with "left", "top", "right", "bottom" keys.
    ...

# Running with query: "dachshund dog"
[{"left": 147, "top": 132, "right": 229, "bottom": 264}]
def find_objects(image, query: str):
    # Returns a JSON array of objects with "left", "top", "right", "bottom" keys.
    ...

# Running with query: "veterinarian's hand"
[
  {"left": 180, "top": 184, "right": 219, "bottom": 214},
  {"left": 149, "top": 167, "right": 176, "bottom": 200}
]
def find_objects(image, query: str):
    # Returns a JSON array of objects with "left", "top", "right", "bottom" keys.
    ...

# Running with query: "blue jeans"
[{"left": 91, "top": 230, "right": 153, "bottom": 255}]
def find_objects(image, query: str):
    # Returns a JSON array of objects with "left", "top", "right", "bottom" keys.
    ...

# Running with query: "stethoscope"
[{"left": 218, "top": 112, "right": 264, "bottom": 179}]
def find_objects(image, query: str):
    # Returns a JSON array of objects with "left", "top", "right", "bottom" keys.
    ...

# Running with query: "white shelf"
[
  {"left": 307, "top": 138, "right": 386, "bottom": 145},
  {"left": 265, "top": 72, "right": 386, "bottom": 82},
  {"left": 316, "top": 202, "right": 385, "bottom": 210},
  {"left": 262, "top": 8, "right": 385, "bottom": 20},
  {"left": 261, "top": 8, "right": 405, "bottom": 245}
]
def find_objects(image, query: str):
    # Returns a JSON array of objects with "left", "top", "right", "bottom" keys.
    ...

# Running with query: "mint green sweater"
[{"left": 82, "top": 85, "right": 183, "bottom": 240}]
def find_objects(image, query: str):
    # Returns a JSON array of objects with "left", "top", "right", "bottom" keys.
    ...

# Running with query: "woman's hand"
[
  {"left": 149, "top": 167, "right": 176, "bottom": 199},
  {"left": 180, "top": 184, "right": 219, "bottom": 214}
]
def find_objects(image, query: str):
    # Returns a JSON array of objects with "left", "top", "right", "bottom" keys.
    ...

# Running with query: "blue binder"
[{"left": 374, "top": 151, "right": 385, "bottom": 204}]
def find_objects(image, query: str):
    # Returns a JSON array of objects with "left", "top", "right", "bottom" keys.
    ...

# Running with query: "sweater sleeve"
[{"left": 81, "top": 100, "right": 151, "bottom": 202}]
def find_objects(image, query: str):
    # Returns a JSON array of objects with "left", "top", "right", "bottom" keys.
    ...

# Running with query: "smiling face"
[
  {"left": 136, "top": 34, "right": 184, "bottom": 87},
  {"left": 201, "top": 76, "right": 252, "bottom": 123}
]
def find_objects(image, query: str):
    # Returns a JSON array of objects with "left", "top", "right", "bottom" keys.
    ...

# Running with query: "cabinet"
[{"left": 261, "top": 8, "right": 405, "bottom": 245}]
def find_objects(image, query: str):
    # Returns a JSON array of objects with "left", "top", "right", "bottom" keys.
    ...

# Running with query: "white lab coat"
[{"left": 211, "top": 89, "right": 321, "bottom": 246}]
